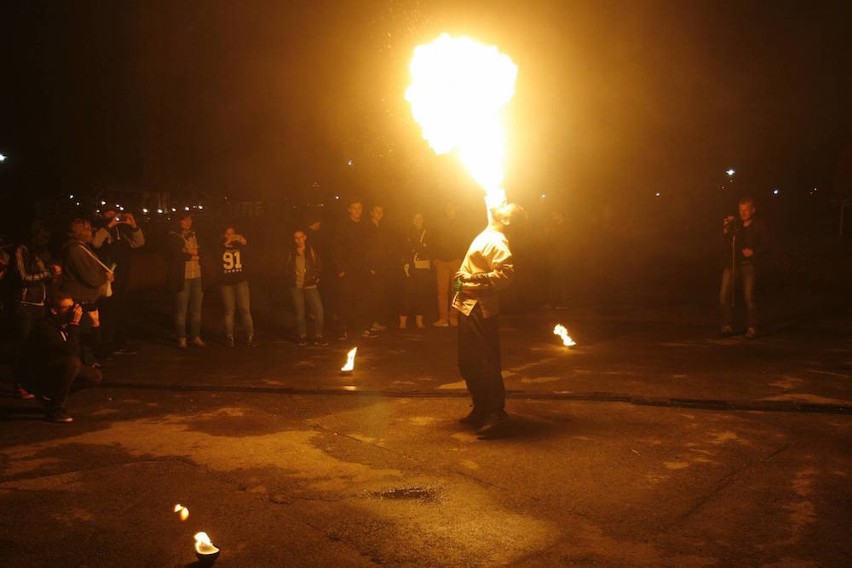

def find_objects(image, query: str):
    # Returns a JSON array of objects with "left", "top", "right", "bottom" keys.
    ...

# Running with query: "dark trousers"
[
  {"left": 338, "top": 271, "right": 370, "bottom": 335},
  {"left": 21, "top": 356, "right": 102, "bottom": 409},
  {"left": 458, "top": 303, "right": 504, "bottom": 415}
]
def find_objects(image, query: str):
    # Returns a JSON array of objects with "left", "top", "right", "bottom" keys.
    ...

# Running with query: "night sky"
[{"left": 2, "top": 0, "right": 850, "bottom": 218}]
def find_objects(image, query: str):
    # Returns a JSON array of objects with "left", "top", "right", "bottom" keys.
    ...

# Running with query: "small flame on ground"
[
  {"left": 553, "top": 324, "right": 576, "bottom": 347},
  {"left": 194, "top": 532, "right": 219, "bottom": 555},
  {"left": 173, "top": 504, "right": 189, "bottom": 521},
  {"left": 341, "top": 347, "right": 357, "bottom": 372}
]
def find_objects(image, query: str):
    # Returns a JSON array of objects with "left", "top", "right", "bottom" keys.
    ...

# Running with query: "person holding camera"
[
  {"left": 15, "top": 292, "right": 103, "bottom": 423},
  {"left": 92, "top": 208, "right": 145, "bottom": 355},
  {"left": 167, "top": 212, "right": 205, "bottom": 349},
  {"left": 720, "top": 196, "right": 768, "bottom": 339},
  {"left": 61, "top": 218, "right": 114, "bottom": 365},
  {"left": 218, "top": 225, "right": 254, "bottom": 347}
]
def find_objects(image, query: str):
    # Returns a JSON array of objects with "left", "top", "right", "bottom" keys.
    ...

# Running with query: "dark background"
[{"left": 2, "top": 0, "right": 851, "bottom": 239}]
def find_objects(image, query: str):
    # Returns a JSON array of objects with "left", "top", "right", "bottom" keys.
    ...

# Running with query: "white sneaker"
[{"left": 432, "top": 320, "right": 449, "bottom": 327}]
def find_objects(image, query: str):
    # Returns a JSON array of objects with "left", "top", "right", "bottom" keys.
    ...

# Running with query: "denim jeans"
[
  {"left": 220, "top": 280, "right": 254, "bottom": 337},
  {"left": 174, "top": 277, "right": 203, "bottom": 338},
  {"left": 720, "top": 264, "right": 757, "bottom": 328},
  {"left": 289, "top": 286, "right": 324, "bottom": 339}
]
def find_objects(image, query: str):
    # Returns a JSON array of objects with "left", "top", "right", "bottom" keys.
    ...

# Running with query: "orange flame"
[
  {"left": 406, "top": 34, "right": 517, "bottom": 209},
  {"left": 553, "top": 324, "right": 576, "bottom": 347},
  {"left": 341, "top": 347, "right": 357, "bottom": 372},
  {"left": 173, "top": 503, "right": 189, "bottom": 521},
  {"left": 194, "top": 532, "right": 219, "bottom": 555}
]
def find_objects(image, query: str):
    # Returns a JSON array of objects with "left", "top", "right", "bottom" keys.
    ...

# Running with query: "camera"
[{"left": 724, "top": 215, "right": 742, "bottom": 234}]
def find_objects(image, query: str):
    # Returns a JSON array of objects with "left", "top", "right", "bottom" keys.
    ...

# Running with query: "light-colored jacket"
[{"left": 452, "top": 227, "right": 514, "bottom": 318}]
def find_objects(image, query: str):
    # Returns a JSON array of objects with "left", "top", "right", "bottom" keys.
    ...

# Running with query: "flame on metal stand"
[
  {"left": 341, "top": 347, "right": 357, "bottom": 373},
  {"left": 173, "top": 503, "right": 189, "bottom": 521},
  {"left": 553, "top": 324, "right": 576, "bottom": 347},
  {"left": 406, "top": 34, "right": 518, "bottom": 220}
]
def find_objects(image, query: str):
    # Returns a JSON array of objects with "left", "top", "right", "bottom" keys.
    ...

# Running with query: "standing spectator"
[
  {"left": 720, "top": 196, "right": 769, "bottom": 339},
  {"left": 217, "top": 226, "right": 254, "bottom": 347},
  {"left": 92, "top": 208, "right": 145, "bottom": 354},
  {"left": 431, "top": 200, "right": 468, "bottom": 327},
  {"left": 12, "top": 221, "right": 61, "bottom": 398},
  {"left": 304, "top": 212, "right": 337, "bottom": 334},
  {"left": 453, "top": 203, "right": 525, "bottom": 439},
  {"left": 399, "top": 212, "right": 433, "bottom": 330},
  {"left": 367, "top": 204, "right": 394, "bottom": 332},
  {"left": 286, "top": 228, "right": 327, "bottom": 346},
  {"left": 61, "top": 218, "right": 113, "bottom": 365},
  {"left": 333, "top": 199, "right": 376, "bottom": 340},
  {"left": 167, "top": 213, "right": 205, "bottom": 349},
  {"left": 15, "top": 292, "right": 102, "bottom": 423}
]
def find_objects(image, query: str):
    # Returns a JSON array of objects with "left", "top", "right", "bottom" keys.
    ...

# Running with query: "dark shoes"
[
  {"left": 459, "top": 408, "right": 488, "bottom": 428},
  {"left": 476, "top": 412, "right": 510, "bottom": 440},
  {"left": 46, "top": 408, "right": 74, "bottom": 423},
  {"left": 459, "top": 408, "right": 510, "bottom": 439}
]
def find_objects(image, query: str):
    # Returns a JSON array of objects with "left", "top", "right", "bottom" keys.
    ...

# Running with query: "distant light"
[
  {"left": 184, "top": 206, "right": 190, "bottom": 211},
  {"left": 75, "top": 201, "right": 81, "bottom": 206},
  {"left": 540, "top": 193, "right": 547, "bottom": 199},
  {"left": 726, "top": 169, "right": 735, "bottom": 176},
  {"left": 772, "top": 188, "right": 780, "bottom": 196},
  {"left": 347, "top": 159, "right": 353, "bottom": 166},
  {"left": 118, "top": 206, "right": 125, "bottom": 211},
  {"left": 157, "top": 208, "right": 163, "bottom": 214},
  {"left": 69, "top": 194, "right": 74, "bottom": 199},
  {"left": 0, "top": 153, "right": 7, "bottom": 162},
  {"left": 198, "top": 205, "right": 203, "bottom": 210},
  {"left": 142, "top": 208, "right": 149, "bottom": 214},
  {"left": 655, "top": 192, "right": 662, "bottom": 198},
  {"left": 335, "top": 195, "right": 340, "bottom": 200},
  {"left": 101, "top": 200, "right": 106, "bottom": 205}
]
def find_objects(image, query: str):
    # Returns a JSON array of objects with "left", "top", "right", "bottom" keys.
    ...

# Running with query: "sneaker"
[
  {"left": 46, "top": 408, "right": 74, "bottom": 423},
  {"left": 297, "top": 337, "right": 308, "bottom": 347},
  {"left": 370, "top": 322, "right": 387, "bottom": 331},
  {"left": 459, "top": 408, "right": 487, "bottom": 427},
  {"left": 191, "top": 337, "right": 207, "bottom": 348},
  {"left": 246, "top": 335, "right": 256, "bottom": 348},
  {"left": 225, "top": 335, "right": 235, "bottom": 348},
  {"left": 15, "top": 385, "right": 36, "bottom": 400},
  {"left": 746, "top": 327, "right": 757, "bottom": 340},
  {"left": 361, "top": 329, "right": 379, "bottom": 339},
  {"left": 313, "top": 337, "right": 329, "bottom": 347},
  {"left": 178, "top": 337, "right": 188, "bottom": 350},
  {"left": 476, "top": 412, "right": 510, "bottom": 440},
  {"left": 432, "top": 320, "right": 449, "bottom": 327}
]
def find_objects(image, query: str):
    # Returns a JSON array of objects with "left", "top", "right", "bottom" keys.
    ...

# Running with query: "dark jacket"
[
  {"left": 722, "top": 217, "right": 769, "bottom": 268},
  {"left": 16, "top": 312, "right": 81, "bottom": 382},
  {"left": 14, "top": 244, "right": 53, "bottom": 306},
  {"left": 285, "top": 246, "right": 322, "bottom": 288}
]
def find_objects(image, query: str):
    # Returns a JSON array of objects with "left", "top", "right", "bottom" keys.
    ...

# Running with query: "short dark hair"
[
  {"left": 493, "top": 203, "right": 527, "bottom": 226},
  {"left": 48, "top": 292, "right": 74, "bottom": 311}
]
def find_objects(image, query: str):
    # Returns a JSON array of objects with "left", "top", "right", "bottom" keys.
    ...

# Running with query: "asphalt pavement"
[{"left": 1, "top": 298, "right": 850, "bottom": 566}]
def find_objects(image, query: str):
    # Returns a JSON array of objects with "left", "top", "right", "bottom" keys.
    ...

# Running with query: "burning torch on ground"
[
  {"left": 340, "top": 347, "right": 357, "bottom": 375},
  {"left": 553, "top": 324, "right": 576, "bottom": 347}
]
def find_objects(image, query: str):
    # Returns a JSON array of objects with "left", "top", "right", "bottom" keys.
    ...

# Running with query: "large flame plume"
[{"left": 406, "top": 34, "right": 517, "bottom": 206}]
